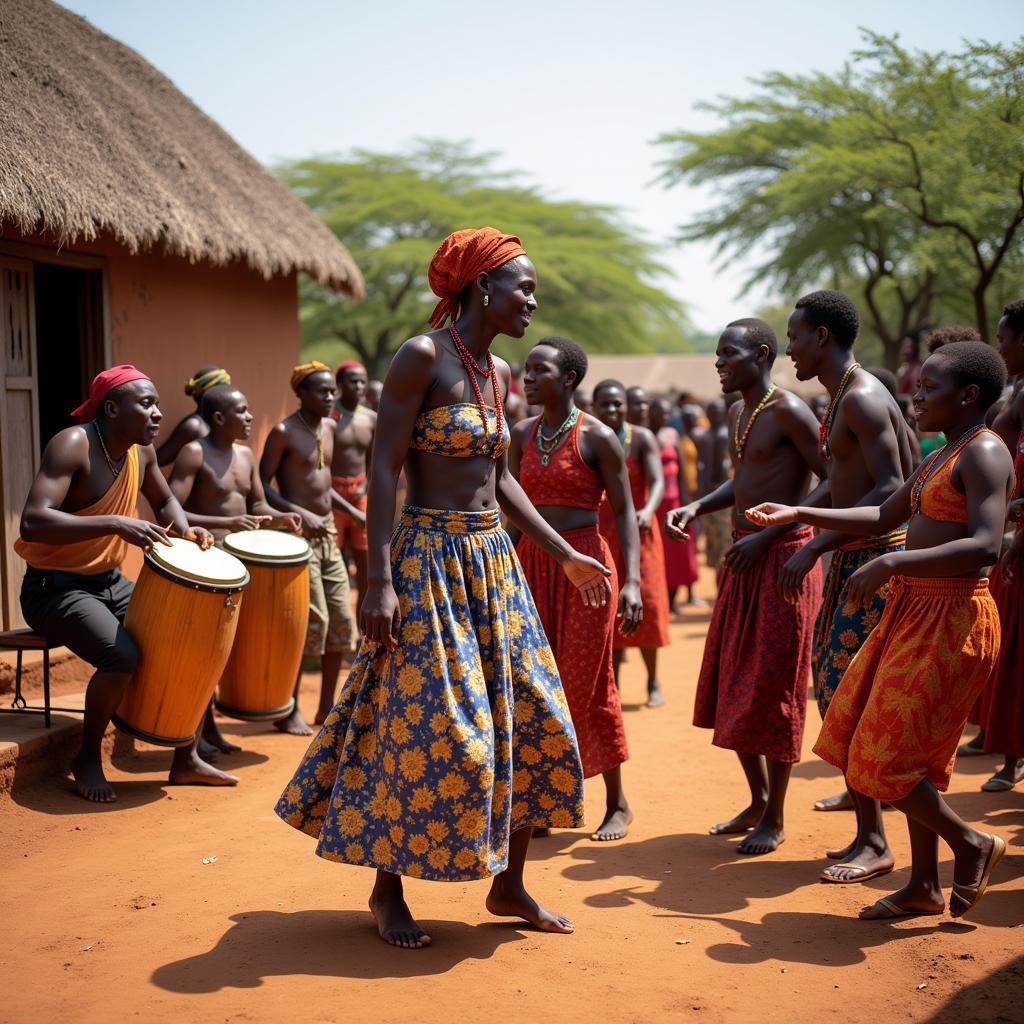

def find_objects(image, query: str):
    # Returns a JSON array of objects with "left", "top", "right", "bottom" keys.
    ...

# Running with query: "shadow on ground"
[
  {"left": 152, "top": 910, "right": 530, "bottom": 990},
  {"left": 924, "top": 953, "right": 1024, "bottom": 1023}
]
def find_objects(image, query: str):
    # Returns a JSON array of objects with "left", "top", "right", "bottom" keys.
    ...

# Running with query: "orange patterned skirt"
[{"left": 813, "top": 575, "right": 1000, "bottom": 802}]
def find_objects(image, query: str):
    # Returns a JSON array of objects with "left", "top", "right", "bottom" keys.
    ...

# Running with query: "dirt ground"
[{"left": 2, "top": 567, "right": 1022, "bottom": 1024}]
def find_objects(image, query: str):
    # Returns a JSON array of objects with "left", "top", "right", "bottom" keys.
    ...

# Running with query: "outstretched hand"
[
  {"left": 745, "top": 502, "right": 799, "bottom": 527},
  {"left": 562, "top": 552, "right": 612, "bottom": 607},
  {"left": 665, "top": 502, "right": 699, "bottom": 542}
]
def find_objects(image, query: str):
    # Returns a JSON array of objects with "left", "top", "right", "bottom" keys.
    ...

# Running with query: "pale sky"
[{"left": 65, "top": 0, "right": 1020, "bottom": 335}]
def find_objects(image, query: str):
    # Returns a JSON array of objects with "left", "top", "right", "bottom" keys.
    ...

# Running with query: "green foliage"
[
  {"left": 657, "top": 33, "right": 1024, "bottom": 366},
  {"left": 281, "top": 142, "right": 692, "bottom": 377}
]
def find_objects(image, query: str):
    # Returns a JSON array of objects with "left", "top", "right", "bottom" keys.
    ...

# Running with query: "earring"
[{"left": 483, "top": 295, "right": 489, "bottom": 307}]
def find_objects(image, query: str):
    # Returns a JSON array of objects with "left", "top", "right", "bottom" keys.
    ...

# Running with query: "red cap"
[
  {"left": 71, "top": 365, "right": 152, "bottom": 423},
  {"left": 335, "top": 360, "right": 366, "bottom": 377}
]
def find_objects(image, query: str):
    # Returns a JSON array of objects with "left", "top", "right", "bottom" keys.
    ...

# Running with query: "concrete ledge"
[{"left": 0, "top": 693, "right": 129, "bottom": 797}]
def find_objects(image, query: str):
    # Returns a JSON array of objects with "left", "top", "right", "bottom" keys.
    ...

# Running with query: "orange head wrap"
[
  {"left": 291, "top": 361, "right": 331, "bottom": 394},
  {"left": 427, "top": 227, "right": 527, "bottom": 328}
]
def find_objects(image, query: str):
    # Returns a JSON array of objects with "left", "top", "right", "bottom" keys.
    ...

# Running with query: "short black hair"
[
  {"left": 200, "top": 385, "right": 243, "bottom": 423},
  {"left": 534, "top": 336, "right": 588, "bottom": 391},
  {"left": 592, "top": 378, "right": 625, "bottom": 400},
  {"left": 867, "top": 366, "right": 898, "bottom": 397},
  {"left": 926, "top": 324, "right": 981, "bottom": 354},
  {"left": 794, "top": 290, "right": 859, "bottom": 348},
  {"left": 725, "top": 317, "right": 778, "bottom": 365},
  {"left": 1001, "top": 298, "right": 1024, "bottom": 335},
  {"left": 931, "top": 341, "right": 1007, "bottom": 411}
]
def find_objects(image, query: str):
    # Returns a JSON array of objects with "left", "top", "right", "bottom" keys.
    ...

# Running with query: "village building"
[{"left": 0, "top": 0, "right": 363, "bottom": 630}]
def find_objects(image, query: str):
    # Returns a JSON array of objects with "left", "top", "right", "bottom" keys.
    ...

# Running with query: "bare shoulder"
[
  {"left": 842, "top": 377, "right": 896, "bottom": 426},
  {"left": 511, "top": 415, "right": 537, "bottom": 443},
  {"left": 359, "top": 408, "right": 378, "bottom": 427},
  {"left": 41, "top": 424, "right": 91, "bottom": 471},
  {"left": 136, "top": 443, "right": 159, "bottom": 472},
  {"left": 633, "top": 424, "right": 658, "bottom": 449},
  {"left": 234, "top": 443, "right": 256, "bottom": 467},
  {"left": 966, "top": 431, "right": 1016, "bottom": 475},
  {"left": 391, "top": 334, "right": 440, "bottom": 374},
  {"left": 582, "top": 414, "right": 619, "bottom": 452},
  {"left": 772, "top": 388, "right": 817, "bottom": 424}
]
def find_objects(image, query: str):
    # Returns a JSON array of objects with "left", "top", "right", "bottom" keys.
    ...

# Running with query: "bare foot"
[
  {"left": 486, "top": 876, "right": 574, "bottom": 933},
  {"left": 813, "top": 790, "right": 853, "bottom": 812},
  {"left": 859, "top": 882, "right": 944, "bottom": 920},
  {"left": 592, "top": 805, "right": 633, "bottom": 842},
  {"left": 368, "top": 891, "right": 432, "bottom": 949},
  {"left": 737, "top": 821, "right": 785, "bottom": 856},
  {"left": 201, "top": 723, "right": 241, "bottom": 755},
  {"left": 168, "top": 750, "right": 239, "bottom": 787},
  {"left": 275, "top": 707, "right": 313, "bottom": 736},
  {"left": 196, "top": 735, "right": 221, "bottom": 761},
  {"left": 72, "top": 753, "right": 116, "bottom": 803},
  {"left": 709, "top": 803, "right": 765, "bottom": 835},
  {"left": 646, "top": 680, "right": 666, "bottom": 708},
  {"left": 820, "top": 842, "right": 895, "bottom": 883}
]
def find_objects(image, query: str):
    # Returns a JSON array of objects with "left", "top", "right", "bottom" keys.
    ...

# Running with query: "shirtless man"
[
  {"left": 168, "top": 384, "right": 301, "bottom": 751},
  {"left": 331, "top": 362, "right": 376, "bottom": 613},
  {"left": 782, "top": 289, "right": 913, "bottom": 883},
  {"left": 260, "top": 363, "right": 364, "bottom": 735},
  {"left": 16, "top": 366, "right": 227, "bottom": 801},
  {"left": 155, "top": 366, "right": 231, "bottom": 466},
  {"left": 626, "top": 386, "right": 651, "bottom": 429},
  {"left": 667, "top": 319, "right": 825, "bottom": 854}
]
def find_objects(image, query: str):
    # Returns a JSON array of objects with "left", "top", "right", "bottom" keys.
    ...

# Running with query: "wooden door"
[{"left": 0, "top": 257, "right": 40, "bottom": 629}]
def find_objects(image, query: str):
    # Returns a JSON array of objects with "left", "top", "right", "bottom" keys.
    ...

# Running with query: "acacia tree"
[
  {"left": 282, "top": 142, "right": 690, "bottom": 376},
  {"left": 657, "top": 33, "right": 1024, "bottom": 364}
]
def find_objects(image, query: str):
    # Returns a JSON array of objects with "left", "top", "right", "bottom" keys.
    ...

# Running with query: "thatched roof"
[{"left": 0, "top": 0, "right": 364, "bottom": 296}]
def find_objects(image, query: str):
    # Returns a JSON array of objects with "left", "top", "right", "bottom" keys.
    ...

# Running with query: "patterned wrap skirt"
[
  {"left": 812, "top": 530, "right": 906, "bottom": 718},
  {"left": 275, "top": 505, "right": 585, "bottom": 882},
  {"left": 693, "top": 526, "right": 822, "bottom": 763},
  {"left": 517, "top": 525, "right": 629, "bottom": 779},
  {"left": 813, "top": 575, "right": 1000, "bottom": 802}
]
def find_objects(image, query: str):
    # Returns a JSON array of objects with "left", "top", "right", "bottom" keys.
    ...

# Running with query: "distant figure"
[
  {"left": 364, "top": 379, "right": 383, "bottom": 411},
  {"left": 895, "top": 333, "right": 923, "bottom": 396},
  {"left": 331, "top": 361, "right": 376, "bottom": 614},
  {"left": 574, "top": 387, "right": 593, "bottom": 415},
  {"left": 926, "top": 324, "right": 981, "bottom": 355},
  {"left": 625, "top": 386, "right": 651, "bottom": 428},
  {"left": 702, "top": 397, "right": 733, "bottom": 580},
  {"left": 155, "top": 366, "right": 231, "bottom": 466}
]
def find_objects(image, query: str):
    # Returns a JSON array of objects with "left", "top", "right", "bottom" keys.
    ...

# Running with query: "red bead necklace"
[{"left": 448, "top": 324, "right": 505, "bottom": 460}]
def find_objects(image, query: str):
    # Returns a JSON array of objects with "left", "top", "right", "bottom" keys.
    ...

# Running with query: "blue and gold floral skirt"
[{"left": 275, "top": 505, "right": 585, "bottom": 881}]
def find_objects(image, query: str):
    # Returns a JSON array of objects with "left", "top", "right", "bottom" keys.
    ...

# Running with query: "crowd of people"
[{"left": 13, "top": 226, "right": 1023, "bottom": 949}]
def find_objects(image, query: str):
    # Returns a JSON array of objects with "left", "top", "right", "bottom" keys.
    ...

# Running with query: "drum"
[
  {"left": 215, "top": 529, "right": 311, "bottom": 720},
  {"left": 113, "top": 539, "right": 249, "bottom": 746}
]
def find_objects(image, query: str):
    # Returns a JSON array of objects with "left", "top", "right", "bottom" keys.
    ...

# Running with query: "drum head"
[
  {"left": 223, "top": 529, "right": 311, "bottom": 566},
  {"left": 148, "top": 538, "right": 249, "bottom": 586}
]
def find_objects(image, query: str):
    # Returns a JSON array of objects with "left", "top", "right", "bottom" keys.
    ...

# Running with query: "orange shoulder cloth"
[{"left": 15, "top": 445, "right": 140, "bottom": 575}]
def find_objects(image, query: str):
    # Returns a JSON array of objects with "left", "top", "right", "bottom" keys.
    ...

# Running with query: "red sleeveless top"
[{"left": 519, "top": 415, "right": 605, "bottom": 510}]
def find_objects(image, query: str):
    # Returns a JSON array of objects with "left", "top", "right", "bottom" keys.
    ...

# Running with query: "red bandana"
[{"left": 71, "top": 365, "right": 152, "bottom": 423}]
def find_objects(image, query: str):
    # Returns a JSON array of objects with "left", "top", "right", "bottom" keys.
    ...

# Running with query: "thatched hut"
[{"left": 0, "top": 0, "right": 363, "bottom": 628}]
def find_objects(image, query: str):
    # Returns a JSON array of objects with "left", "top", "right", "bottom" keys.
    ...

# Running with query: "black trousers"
[{"left": 20, "top": 567, "right": 139, "bottom": 674}]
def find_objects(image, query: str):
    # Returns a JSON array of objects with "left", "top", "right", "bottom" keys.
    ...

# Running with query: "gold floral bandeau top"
[{"left": 409, "top": 403, "right": 510, "bottom": 459}]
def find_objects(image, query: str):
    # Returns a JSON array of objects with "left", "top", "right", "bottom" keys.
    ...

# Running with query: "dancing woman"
[
  {"left": 276, "top": 228, "right": 610, "bottom": 949},
  {"left": 509, "top": 337, "right": 643, "bottom": 841}
]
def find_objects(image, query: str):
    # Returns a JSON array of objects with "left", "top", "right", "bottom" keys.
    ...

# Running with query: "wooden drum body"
[
  {"left": 216, "top": 530, "right": 311, "bottom": 720},
  {"left": 114, "top": 540, "right": 249, "bottom": 747}
]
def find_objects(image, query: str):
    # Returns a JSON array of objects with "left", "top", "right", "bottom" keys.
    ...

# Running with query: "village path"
[{"left": 1, "top": 564, "right": 1022, "bottom": 1024}]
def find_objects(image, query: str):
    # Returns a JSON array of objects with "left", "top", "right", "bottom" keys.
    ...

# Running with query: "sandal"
[
  {"left": 950, "top": 834, "right": 1006, "bottom": 919},
  {"left": 859, "top": 896, "right": 944, "bottom": 920},
  {"left": 820, "top": 862, "right": 895, "bottom": 885}
]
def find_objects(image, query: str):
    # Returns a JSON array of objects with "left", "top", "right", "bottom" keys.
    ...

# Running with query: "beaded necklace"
[
  {"left": 296, "top": 409, "right": 325, "bottom": 469},
  {"left": 617, "top": 422, "right": 633, "bottom": 450},
  {"left": 733, "top": 384, "right": 776, "bottom": 460},
  {"left": 448, "top": 324, "right": 505, "bottom": 460},
  {"left": 910, "top": 423, "right": 987, "bottom": 518},
  {"left": 818, "top": 362, "right": 861, "bottom": 461},
  {"left": 536, "top": 406, "right": 579, "bottom": 466},
  {"left": 91, "top": 419, "right": 123, "bottom": 478}
]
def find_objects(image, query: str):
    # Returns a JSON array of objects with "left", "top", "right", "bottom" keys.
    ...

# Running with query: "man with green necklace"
[
  {"left": 783, "top": 290, "right": 914, "bottom": 884},
  {"left": 666, "top": 318, "right": 825, "bottom": 855}
]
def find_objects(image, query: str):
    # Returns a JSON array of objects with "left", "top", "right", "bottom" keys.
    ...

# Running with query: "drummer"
[
  {"left": 168, "top": 384, "right": 302, "bottom": 753},
  {"left": 15, "top": 366, "right": 235, "bottom": 802},
  {"left": 259, "top": 362, "right": 362, "bottom": 735}
]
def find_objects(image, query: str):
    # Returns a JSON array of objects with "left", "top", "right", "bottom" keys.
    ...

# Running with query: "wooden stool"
[{"left": 0, "top": 629, "right": 81, "bottom": 728}]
